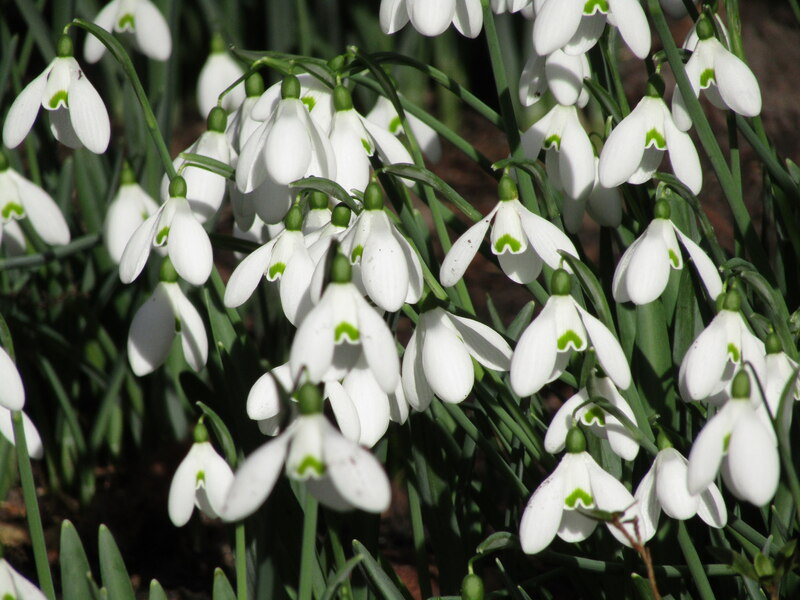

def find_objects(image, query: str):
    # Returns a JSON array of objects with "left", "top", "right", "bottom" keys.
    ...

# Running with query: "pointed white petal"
[
  {"left": 380, "top": 0, "right": 410, "bottom": 34},
  {"left": 395, "top": 231, "right": 423, "bottom": 304},
  {"left": 562, "top": 10, "right": 606, "bottom": 55},
  {"left": 665, "top": 120, "right": 702, "bottom": 195},
  {"left": 714, "top": 46, "right": 761, "bottom": 118},
  {"left": 624, "top": 225, "right": 671, "bottom": 305},
  {"left": 127, "top": 284, "right": 175, "bottom": 376},
  {"left": 544, "top": 391, "right": 587, "bottom": 454},
  {"left": 354, "top": 293, "right": 400, "bottom": 393},
  {"left": 247, "top": 372, "right": 283, "bottom": 424},
  {"left": 2, "top": 70, "right": 46, "bottom": 149},
  {"left": 325, "top": 381, "right": 362, "bottom": 443},
  {"left": 168, "top": 448, "right": 203, "bottom": 526},
  {"left": 633, "top": 462, "right": 660, "bottom": 542},
  {"left": 343, "top": 362, "right": 391, "bottom": 447},
  {"left": 674, "top": 227, "right": 722, "bottom": 301},
  {"left": 361, "top": 214, "right": 408, "bottom": 312},
  {"left": 599, "top": 112, "right": 647, "bottom": 188},
  {"left": 533, "top": 0, "right": 583, "bottom": 56},
  {"left": 577, "top": 306, "right": 631, "bottom": 389},
  {"left": 655, "top": 448, "right": 699, "bottom": 520},
  {"left": 421, "top": 313, "right": 474, "bottom": 403},
  {"left": 608, "top": 0, "right": 651, "bottom": 59},
  {"left": 559, "top": 113, "right": 595, "bottom": 200},
  {"left": 611, "top": 235, "right": 642, "bottom": 303},
  {"left": 329, "top": 110, "right": 371, "bottom": 194},
  {"left": 223, "top": 240, "right": 276, "bottom": 308},
  {"left": 510, "top": 300, "right": 558, "bottom": 396},
  {"left": 586, "top": 456, "right": 637, "bottom": 547},
  {"left": 519, "top": 465, "right": 565, "bottom": 554},
  {"left": 197, "top": 443, "right": 235, "bottom": 517},
  {"left": 401, "top": 328, "right": 434, "bottom": 411},
  {"left": 169, "top": 285, "right": 208, "bottom": 372},
  {"left": 440, "top": 216, "right": 493, "bottom": 287},
  {"left": 681, "top": 315, "right": 730, "bottom": 400},
  {"left": 696, "top": 481, "right": 727, "bottom": 529},
  {"left": 0, "top": 348, "right": 24, "bottom": 411},
  {"left": 66, "top": 71, "right": 110, "bottom": 154},
  {"left": 687, "top": 405, "right": 734, "bottom": 495},
  {"left": 446, "top": 313, "right": 512, "bottom": 371},
  {"left": 409, "top": 0, "right": 456, "bottom": 36},
  {"left": 7, "top": 172, "right": 70, "bottom": 246},
  {"left": 279, "top": 247, "right": 315, "bottom": 325},
  {"left": 290, "top": 295, "right": 335, "bottom": 383},
  {"left": 545, "top": 50, "right": 586, "bottom": 107},
  {"left": 118, "top": 208, "right": 161, "bottom": 283},
  {"left": 83, "top": 2, "right": 119, "bottom": 63},
  {"left": 266, "top": 100, "right": 312, "bottom": 185},
  {"left": 168, "top": 202, "right": 212, "bottom": 286},
  {"left": 727, "top": 413, "right": 779, "bottom": 506},
  {"left": 516, "top": 205, "right": 578, "bottom": 270},
  {"left": 134, "top": 0, "right": 172, "bottom": 61},
  {"left": 453, "top": 0, "right": 484, "bottom": 37}
]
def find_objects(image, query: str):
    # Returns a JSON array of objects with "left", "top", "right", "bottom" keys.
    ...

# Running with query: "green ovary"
[
  {"left": 583, "top": 0, "right": 609, "bottom": 14},
  {"left": 494, "top": 234, "right": 522, "bottom": 254},
  {"left": 1, "top": 202, "right": 24, "bottom": 220},
  {"left": 699, "top": 68, "right": 716, "bottom": 88},
  {"left": 564, "top": 487, "right": 594, "bottom": 508},
  {"left": 48, "top": 90, "right": 68, "bottom": 109},
  {"left": 268, "top": 262, "right": 286, "bottom": 279},
  {"left": 557, "top": 330, "right": 583, "bottom": 351},
  {"left": 335, "top": 322, "right": 360, "bottom": 343},
  {"left": 645, "top": 128, "right": 666, "bottom": 150},
  {"left": 296, "top": 455, "right": 326, "bottom": 477}
]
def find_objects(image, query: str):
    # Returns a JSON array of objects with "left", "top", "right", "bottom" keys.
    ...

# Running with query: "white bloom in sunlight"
[
  {"left": 127, "top": 275, "right": 208, "bottom": 376},
  {"left": 599, "top": 81, "right": 702, "bottom": 194},
  {"left": 519, "top": 427, "right": 639, "bottom": 554},
  {"left": 249, "top": 73, "right": 335, "bottom": 136},
  {"left": 339, "top": 184, "right": 422, "bottom": 312},
  {"left": 0, "top": 408, "right": 43, "bottom": 459},
  {"left": 687, "top": 370, "right": 779, "bottom": 506},
  {"left": 402, "top": 307, "right": 512, "bottom": 410},
  {"left": 367, "top": 96, "right": 441, "bottom": 163},
  {"left": 532, "top": 0, "right": 650, "bottom": 59},
  {"left": 760, "top": 332, "right": 800, "bottom": 436},
  {"left": 223, "top": 384, "right": 391, "bottom": 520},
  {"left": 612, "top": 199, "right": 722, "bottom": 305},
  {"left": 0, "top": 155, "right": 70, "bottom": 247},
  {"left": 522, "top": 104, "right": 596, "bottom": 202},
  {"left": 678, "top": 289, "right": 765, "bottom": 402},
  {"left": 635, "top": 446, "right": 726, "bottom": 542},
  {"left": 380, "top": 0, "right": 483, "bottom": 38},
  {"left": 197, "top": 34, "right": 246, "bottom": 118},
  {"left": 519, "top": 49, "right": 590, "bottom": 108},
  {"left": 236, "top": 75, "right": 336, "bottom": 193},
  {"left": 440, "top": 176, "right": 578, "bottom": 286},
  {"left": 0, "top": 347, "right": 25, "bottom": 411},
  {"left": 672, "top": 15, "right": 762, "bottom": 131},
  {"left": 119, "top": 176, "right": 213, "bottom": 286},
  {"left": 511, "top": 269, "right": 631, "bottom": 397},
  {"left": 83, "top": 0, "right": 172, "bottom": 63},
  {"left": 104, "top": 163, "right": 159, "bottom": 264},
  {"left": 3, "top": 35, "right": 110, "bottom": 154},
  {"left": 168, "top": 423, "right": 234, "bottom": 527},
  {"left": 289, "top": 254, "right": 400, "bottom": 394},
  {"left": 561, "top": 157, "right": 622, "bottom": 233},
  {"left": 544, "top": 374, "right": 639, "bottom": 461},
  {"left": 0, "top": 558, "right": 48, "bottom": 600}
]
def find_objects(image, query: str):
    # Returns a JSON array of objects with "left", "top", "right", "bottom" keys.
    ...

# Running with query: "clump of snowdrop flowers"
[
  {"left": 519, "top": 426, "right": 639, "bottom": 554},
  {"left": 687, "top": 370, "right": 780, "bottom": 506},
  {"left": 635, "top": 435, "right": 726, "bottom": 542},
  {"left": 380, "top": 0, "right": 483, "bottom": 38},
  {"left": 222, "top": 383, "right": 391, "bottom": 520},
  {"left": 511, "top": 269, "right": 631, "bottom": 397},
  {"left": 402, "top": 304, "right": 512, "bottom": 409},
  {"left": 612, "top": 197, "right": 722, "bottom": 305},
  {"left": 440, "top": 176, "right": 578, "bottom": 286},
  {"left": 127, "top": 258, "right": 208, "bottom": 376},
  {"left": 0, "top": 151, "right": 71, "bottom": 247},
  {"left": 83, "top": 0, "right": 172, "bottom": 63},
  {"left": 672, "top": 14, "right": 762, "bottom": 131},
  {"left": 104, "top": 161, "right": 159, "bottom": 263},
  {"left": 120, "top": 175, "right": 213, "bottom": 286},
  {"left": 3, "top": 34, "right": 110, "bottom": 154},
  {"left": 168, "top": 421, "right": 234, "bottom": 526},
  {"left": 197, "top": 33, "right": 246, "bottom": 117},
  {"left": 0, "top": 558, "right": 48, "bottom": 600},
  {"left": 0, "top": 347, "right": 44, "bottom": 459}
]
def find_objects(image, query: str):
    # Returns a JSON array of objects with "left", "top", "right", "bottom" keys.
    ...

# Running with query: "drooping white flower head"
[
  {"left": 0, "top": 153, "right": 71, "bottom": 247},
  {"left": 366, "top": 95, "right": 442, "bottom": 163},
  {"left": 380, "top": 0, "right": 484, "bottom": 38},
  {"left": 440, "top": 176, "right": 578, "bottom": 286},
  {"left": 762, "top": 332, "right": 800, "bottom": 431},
  {"left": 561, "top": 157, "right": 623, "bottom": 233},
  {"left": 402, "top": 306, "right": 512, "bottom": 410},
  {"left": 672, "top": 15, "right": 762, "bottom": 132},
  {"left": 687, "top": 370, "right": 780, "bottom": 506},
  {"left": 0, "top": 346, "right": 25, "bottom": 412},
  {"left": 511, "top": 269, "right": 631, "bottom": 397},
  {"left": 3, "top": 35, "right": 110, "bottom": 154},
  {"left": 223, "top": 383, "right": 392, "bottom": 520},
  {"left": 522, "top": 104, "right": 596, "bottom": 202},
  {"left": 104, "top": 162, "right": 159, "bottom": 264},
  {"left": 519, "top": 49, "right": 591, "bottom": 108},
  {"left": 612, "top": 198, "right": 722, "bottom": 305},
  {"left": 599, "top": 78, "right": 702, "bottom": 194},
  {"left": 197, "top": 34, "right": 246, "bottom": 118},
  {"left": 635, "top": 445, "right": 726, "bottom": 542},
  {"left": 519, "top": 426, "right": 640, "bottom": 554},
  {"left": 127, "top": 262, "right": 208, "bottom": 376},
  {"left": 678, "top": 289, "right": 766, "bottom": 402},
  {"left": 0, "top": 558, "right": 48, "bottom": 600},
  {"left": 168, "top": 422, "right": 234, "bottom": 527},
  {"left": 544, "top": 374, "right": 639, "bottom": 461},
  {"left": 226, "top": 72, "right": 267, "bottom": 157},
  {"left": 532, "top": 0, "right": 651, "bottom": 59},
  {"left": 119, "top": 175, "right": 213, "bottom": 286},
  {"left": 249, "top": 73, "right": 335, "bottom": 136},
  {"left": 83, "top": 0, "right": 172, "bottom": 63}
]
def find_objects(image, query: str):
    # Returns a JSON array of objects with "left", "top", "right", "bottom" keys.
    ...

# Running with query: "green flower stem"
[
  {"left": 295, "top": 0, "right": 311, "bottom": 56},
  {"left": 406, "top": 479, "right": 433, "bottom": 600},
  {"left": 299, "top": 491, "right": 319, "bottom": 600},
  {"left": 599, "top": 29, "right": 630, "bottom": 117},
  {"left": 479, "top": 0, "right": 539, "bottom": 215},
  {"left": 326, "top": 516, "right": 354, "bottom": 600},
  {"left": 236, "top": 523, "right": 247, "bottom": 600},
  {"left": 646, "top": 0, "right": 771, "bottom": 278},
  {"left": 677, "top": 521, "right": 715, "bottom": 600},
  {"left": 69, "top": 19, "right": 177, "bottom": 179},
  {"left": 12, "top": 411, "right": 56, "bottom": 600},
  {"left": 0, "top": 233, "right": 101, "bottom": 271}
]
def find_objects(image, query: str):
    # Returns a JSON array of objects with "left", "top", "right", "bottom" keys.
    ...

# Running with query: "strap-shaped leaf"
[
  {"left": 60, "top": 520, "right": 96, "bottom": 600},
  {"left": 98, "top": 525, "right": 135, "bottom": 600}
]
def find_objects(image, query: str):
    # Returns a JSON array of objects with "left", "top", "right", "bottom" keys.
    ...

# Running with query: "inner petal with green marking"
[
  {"left": 544, "top": 134, "right": 561, "bottom": 150},
  {"left": 296, "top": 455, "right": 326, "bottom": 477},
  {"left": 361, "top": 138, "right": 373, "bottom": 154},
  {"left": 727, "top": 343, "right": 740, "bottom": 362},
  {"left": 389, "top": 116, "right": 402, "bottom": 134},
  {"left": 564, "top": 487, "right": 594, "bottom": 509},
  {"left": 581, "top": 406, "right": 606, "bottom": 426},
  {"left": 645, "top": 128, "right": 666, "bottom": 150},
  {"left": 1, "top": 202, "right": 24, "bottom": 220},
  {"left": 668, "top": 249, "right": 681, "bottom": 268},
  {"left": 351, "top": 245, "right": 363, "bottom": 262},
  {"left": 156, "top": 226, "right": 170, "bottom": 245},
  {"left": 557, "top": 329, "right": 584, "bottom": 351},
  {"left": 117, "top": 13, "right": 136, "bottom": 31},
  {"left": 302, "top": 96, "right": 316, "bottom": 112},
  {"left": 48, "top": 90, "right": 69, "bottom": 109},
  {"left": 334, "top": 321, "right": 360, "bottom": 343},
  {"left": 494, "top": 234, "right": 522, "bottom": 254},
  {"left": 583, "top": 0, "right": 609, "bottom": 14},
  {"left": 195, "top": 470, "right": 205, "bottom": 485},
  {"left": 699, "top": 68, "right": 716, "bottom": 89},
  {"left": 268, "top": 262, "right": 286, "bottom": 279}
]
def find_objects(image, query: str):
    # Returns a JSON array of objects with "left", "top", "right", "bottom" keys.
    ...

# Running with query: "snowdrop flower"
[
  {"left": 561, "top": 157, "right": 622, "bottom": 233},
  {"left": 223, "top": 383, "right": 391, "bottom": 519},
  {"left": 119, "top": 176, "right": 213, "bottom": 286},
  {"left": 612, "top": 198, "right": 722, "bottom": 305},
  {"left": 402, "top": 306, "right": 512, "bottom": 410},
  {"left": 197, "top": 33, "right": 246, "bottom": 118},
  {"left": 635, "top": 442, "right": 726, "bottom": 542},
  {"left": 104, "top": 163, "right": 159, "bottom": 263},
  {"left": 83, "top": 0, "right": 172, "bottom": 63},
  {"left": 339, "top": 183, "right": 422, "bottom": 312},
  {"left": 688, "top": 370, "right": 779, "bottom": 506},
  {"left": 492, "top": 0, "right": 533, "bottom": 13},
  {"left": 0, "top": 346, "right": 24, "bottom": 411},
  {"left": 678, "top": 289, "right": 765, "bottom": 402},
  {"left": 440, "top": 176, "right": 578, "bottom": 286},
  {"left": 168, "top": 422, "right": 234, "bottom": 526},
  {"left": 249, "top": 73, "right": 335, "bottom": 136},
  {"left": 532, "top": 0, "right": 650, "bottom": 59},
  {"left": 522, "top": 104, "right": 595, "bottom": 202},
  {"left": 366, "top": 95, "right": 441, "bottom": 163},
  {"left": 0, "top": 152, "right": 70, "bottom": 246},
  {"left": 236, "top": 75, "right": 336, "bottom": 193},
  {"left": 3, "top": 35, "right": 110, "bottom": 154},
  {"left": 0, "top": 558, "right": 48, "bottom": 600},
  {"left": 762, "top": 332, "right": 800, "bottom": 433},
  {"left": 511, "top": 269, "right": 631, "bottom": 397},
  {"left": 544, "top": 374, "right": 639, "bottom": 460},
  {"left": 226, "top": 73, "right": 266, "bottom": 154},
  {"left": 380, "top": 0, "right": 483, "bottom": 38},
  {"left": 599, "top": 77, "right": 702, "bottom": 194},
  {"left": 290, "top": 253, "right": 400, "bottom": 394},
  {"left": 0, "top": 408, "right": 43, "bottom": 459},
  {"left": 519, "top": 49, "right": 590, "bottom": 108},
  {"left": 519, "top": 426, "right": 639, "bottom": 554},
  {"left": 672, "top": 14, "right": 762, "bottom": 131},
  {"left": 127, "top": 259, "right": 208, "bottom": 376}
]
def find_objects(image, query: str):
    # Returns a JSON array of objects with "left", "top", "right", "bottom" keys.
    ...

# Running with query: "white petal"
[
  {"left": 134, "top": 0, "right": 172, "bottom": 61},
  {"left": 611, "top": 234, "right": 641, "bottom": 303},
  {"left": 586, "top": 456, "right": 637, "bottom": 547},
  {"left": 325, "top": 381, "right": 362, "bottom": 443},
  {"left": 223, "top": 240, "right": 276, "bottom": 308},
  {"left": 83, "top": 2, "right": 119, "bottom": 63},
  {"left": 421, "top": 312, "right": 474, "bottom": 403},
  {"left": 118, "top": 208, "right": 162, "bottom": 283},
  {"left": 0, "top": 348, "right": 24, "bottom": 411},
  {"left": 67, "top": 70, "right": 110, "bottom": 153},
  {"left": 127, "top": 284, "right": 175, "bottom": 376},
  {"left": 329, "top": 110, "right": 371, "bottom": 194},
  {"left": 343, "top": 361, "right": 391, "bottom": 447},
  {"left": 395, "top": 230, "right": 423, "bottom": 304},
  {"left": 401, "top": 328, "right": 434, "bottom": 411},
  {"left": 2, "top": 69, "right": 46, "bottom": 149},
  {"left": 598, "top": 108, "right": 647, "bottom": 188},
  {"left": 687, "top": 405, "right": 734, "bottom": 495},
  {"left": 562, "top": 10, "right": 606, "bottom": 55},
  {"left": 361, "top": 214, "right": 408, "bottom": 312},
  {"left": 516, "top": 204, "right": 578, "bottom": 270},
  {"left": 608, "top": 0, "right": 651, "bottom": 59},
  {"left": 446, "top": 313, "right": 512, "bottom": 371},
  {"left": 453, "top": 0, "right": 484, "bottom": 37},
  {"left": 290, "top": 294, "right": 335, "bottom": 383},
  {"left": 681, "top": 315, "right": 730, "bottom": 400},
  {"left": 510, "top": 300, "right": 558, "bottom": 396},
  {"left": 577, "top": 306, "right": 631, "bottom": 390},
  {"left": 696, "top": 482, "right": 727, "bottom": 529},
  {"left": 519, "top": 54, "right": 547, "bottom": 106},
  {"left": 557, "top": 506, "right": 598, "bottom": 542},
  {"left": 380, "top": 0, "right": 410, "bottom": 33},
  {"left": 355, "top": 293, "right": 400, "bottom": 393},
  {"left": 440, "top": 215, "right": 493, "bottom": 286},
  {"left": 624, "top": 225, "right": 671, "bottom": 305},
  {"left": 236, "top": 120, "right": 270, "bottom": 193},
  {"left": 633, "top": 462, "right": 660, "bottom": 542},
  {"left": 665, "top": 120, "right": 702, "bottom": 195},
  {"left": 714, "top": 45, "right": 761, "bottom": 118},
  {"left": 655, "top": 448, "right": 699, "bottom": 520},
  {"left": 197, "top": 53, "right": 245, "bottom": 118},
  {"left": 498, "top": 244, "right": 543, "bottom": 284},
  {"left": 362, "top": 117, "right": 415, "bottom": 174},
  {"left": 104, "top": 184, "right": 158, "bottom": 263},
  {"left": 266, "top": 100, "right": 312, "bottom": 185},
  {"left": 673, "top": 227, "right": 722, "bottom": 301},
  {"left": 247, "top": 372, "right": 283, "bottom": 423},
  {"left": 168, "top": 202, "right": 212, "bottom": 286},
  {"left": 7, "top": 171, "right": 70, "bottom": 246},
  {"left": 544, "top": 391, "right": 587, "bottom": 454},
  {"left": 519, "top": 466, "right": 565, "bottom": 554},
  {"left": 197, "top": 443, "right": 235, "bottom": 517},
  {"left": 533, "top": 0, "right": 584, "bottom": 56},
  {"left": 559, "top": 113, "right": 595, "bottom": 200},
  {"left": 596, "top": 376, "right": 639, "bottom": 460},
  {"left": 279, "top": 246, "right": 315, "bottom": 326},
  {"left": 545, "top": 50, "right": 586, "bottom": 107},
  {"left": 49, "top": 106, "right": 83, "bottom": 149},
  {"left": 727, "top": 414, "right": 779, "bottom": 506},
  {"left": 169, "top": 285, "right": 208, "bottom": 372},
  {"left": 5, "top": 558, "right": 48, "bottom": 600},
  {"left": 409, "top": 0, "right": 456, "bottom": 36},
  {"left": 168, "top": 446, "right": 203, "bottom": 526}
]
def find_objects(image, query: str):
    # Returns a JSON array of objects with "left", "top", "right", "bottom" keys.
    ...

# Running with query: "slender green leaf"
[
  {"left": 291, "top": 176, "right": 359, "bottom": 212},
  {"left": 60, "top": 520, "right": 95, "bottom": 600},
  {"left": 98, "top": 525, "right": 135, "bottom": 600},
  {"left": 148, "top": 579, "right": 169, "bottom": 600},
  {"left": 213, "top": 568, "right": 237, "bottom": 600},
  {"left": 381, "top": 164, "right": 482, "bottom": 222},
  {"left": 196, "top": 401, "right": 237, "bottom": 466},
  {"left": 353, "top": 540, "right": 408, "bottom": 600}
]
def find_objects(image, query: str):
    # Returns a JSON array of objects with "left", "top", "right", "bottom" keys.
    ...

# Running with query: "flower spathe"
[
  {"left": 83, "top": 0, "right": 172, "bottom": 63},
  {"left": 380, "top": 0, "right": 483, "bottom": 38},
  {"left": 3, "top": 35, "right": 110, "bottom": 154}
]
